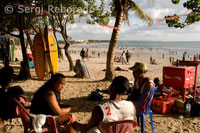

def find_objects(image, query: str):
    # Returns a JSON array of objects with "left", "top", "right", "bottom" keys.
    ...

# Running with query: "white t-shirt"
[
  {"left": 87, "top": 100, "right": 135, "bottom": 133},
  {"left": 99, "top": 100, "right": 135, "bottom": 122}
]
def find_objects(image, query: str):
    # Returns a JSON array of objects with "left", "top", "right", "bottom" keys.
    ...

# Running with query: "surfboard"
[
  {"left": 47, "top": 34, "right": 58, "bottom": 74},
  {"left": 32, "top": 33, "right": 46, "bottom": 80},
  {"left": 80, "top": 61, "right": 90, "bottom": 79}
]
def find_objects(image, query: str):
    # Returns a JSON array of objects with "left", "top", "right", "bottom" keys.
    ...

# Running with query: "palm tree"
[{"left": 105, "top": 0, "right": 153, "bottom": 81}]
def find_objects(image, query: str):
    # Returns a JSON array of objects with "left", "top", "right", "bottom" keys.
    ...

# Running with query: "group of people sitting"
[{"left": 0, "top": 62, "right": 155, "bottom": 133}]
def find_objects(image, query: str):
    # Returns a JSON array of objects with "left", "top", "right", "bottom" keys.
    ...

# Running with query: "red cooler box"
[{"left": 163, "top": 66, "right": 194, "bottom": 88}]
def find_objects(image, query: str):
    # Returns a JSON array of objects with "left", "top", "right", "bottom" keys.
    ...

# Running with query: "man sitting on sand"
[
  {"left": 72, "top": 76, "right": 136, "bottom": 133},
  {"left": 127, "top": 62, "right": 154, "bottom": 110}
]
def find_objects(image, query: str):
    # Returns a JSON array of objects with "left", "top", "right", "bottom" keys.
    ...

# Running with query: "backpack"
[{"left": 88, "top": 91, "right": 104, "bottom": 101}]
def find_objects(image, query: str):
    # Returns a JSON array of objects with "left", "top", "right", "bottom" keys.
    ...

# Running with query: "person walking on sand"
[
  {"left": 127, "top": 62, "right": 155, "bottom": 110},
  {"left": 71, "top": 76, "right": 136, "bottom": 133},
  {"left": 125, "top": 50, "right": 131, "bottom": 64}
]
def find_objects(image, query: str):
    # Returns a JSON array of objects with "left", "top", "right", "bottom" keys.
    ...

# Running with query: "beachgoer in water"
[
  {"left": 72, "top": 76, "right": 136, "bottom": 133},
  {"left": 127, "top": 62, "right": 155, "bottom": 109}
]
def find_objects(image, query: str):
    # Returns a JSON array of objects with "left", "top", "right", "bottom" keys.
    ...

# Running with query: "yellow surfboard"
[
  {"left": 47, "top": 34, "right": 58, "bottom": 74},
  {"left": 32, "top": 33, "right": 46, "bottom": 80}
]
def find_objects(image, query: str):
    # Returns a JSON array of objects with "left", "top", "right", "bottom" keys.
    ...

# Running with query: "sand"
[{"left": 1, "top": 45, "right": 200, "bottom": 133}]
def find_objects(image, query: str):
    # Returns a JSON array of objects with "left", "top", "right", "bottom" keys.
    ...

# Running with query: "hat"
[{"left": 129, "top": 62, "right": 147, "bottom": 72}]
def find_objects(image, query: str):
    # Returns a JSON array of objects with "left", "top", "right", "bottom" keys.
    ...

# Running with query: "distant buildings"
[{"left": 71, "top": 39, "right": 88, "bottom": 43}]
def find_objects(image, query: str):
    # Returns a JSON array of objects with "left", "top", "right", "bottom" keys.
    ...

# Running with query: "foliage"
[
  {"left": 166, "top": 0, "right": 200, "bottom": 28},
  {"left": 171, "top": 0, "right": 180, "bottom": 4},
  {"left": 110, "top": 0, "right": 152, "bottom": 26}
]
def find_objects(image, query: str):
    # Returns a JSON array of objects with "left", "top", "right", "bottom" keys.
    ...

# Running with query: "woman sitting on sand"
[
  {"left": 30, "top": 73, "right": 76, "bottom": 130},
  {"left": 72, "top": 76, "right": 136, "bottom": 133}
]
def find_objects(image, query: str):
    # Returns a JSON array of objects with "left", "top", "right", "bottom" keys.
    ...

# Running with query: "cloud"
[{"left": 56, "top": 0, "right": 200, "bottom": 41}]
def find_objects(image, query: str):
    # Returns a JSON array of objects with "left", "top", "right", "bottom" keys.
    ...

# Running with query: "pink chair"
[
  {"left": 13, "top": 97, "right": 58, "bottom": 133},
  {"left": 97, "top": 120, "right": 137, "bottom": 133}
]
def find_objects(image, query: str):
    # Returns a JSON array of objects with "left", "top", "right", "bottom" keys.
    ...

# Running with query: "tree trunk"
[
  {"left": 63, "top": 35, "right": 74, "bottom": 71},
  {"left": 25, "top": 31, "right": 33, "bottom": 52},
  {"left": 105, "top": 7, "right": 124, "bottom": 81},
  {"left": 51, "top": 17, "right": 62, "bottom": 58},
  {"left": 19, "top": 14, "right": 31, "bottom": 79},
  {"left": 53, "top": 31, "right": 62, "bottom": 59}
]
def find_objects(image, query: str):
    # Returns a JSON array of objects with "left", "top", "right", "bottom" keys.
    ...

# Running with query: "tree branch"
[{"left": 0, "top": 28, "right": 20, "bottom": 38}]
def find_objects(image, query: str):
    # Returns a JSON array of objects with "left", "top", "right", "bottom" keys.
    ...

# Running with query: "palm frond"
[{"left": 127, "top": 0, "right": 153, "bottom": 26}]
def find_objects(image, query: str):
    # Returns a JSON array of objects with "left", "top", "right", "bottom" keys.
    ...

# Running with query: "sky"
[{"left": 57, "top": 0, "right": 200, "bottom": 41}]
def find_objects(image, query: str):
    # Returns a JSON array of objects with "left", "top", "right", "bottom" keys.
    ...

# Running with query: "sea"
[{"left": 71, "top": 41, "right": 200, "bottom": 57}]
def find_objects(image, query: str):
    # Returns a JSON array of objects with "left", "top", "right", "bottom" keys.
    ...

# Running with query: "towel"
[{"left": 32, "top": 114, "right": 46, "bottom": 132}]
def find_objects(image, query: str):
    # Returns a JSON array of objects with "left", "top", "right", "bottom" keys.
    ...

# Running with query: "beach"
[{"left": 1, "top": 44, "right": 200, "bottom": 133}]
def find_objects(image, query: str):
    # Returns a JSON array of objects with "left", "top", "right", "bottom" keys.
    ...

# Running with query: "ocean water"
[{"left": 73, "top": 41, "right": 200, "bottom": 56}]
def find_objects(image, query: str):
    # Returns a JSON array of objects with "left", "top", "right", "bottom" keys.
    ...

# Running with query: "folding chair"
[
  {"left": 97, "top": 120, "right": 137, "bottom": 133},
  {"left": 136, "top": 87, "right": 158, "bottom": 133},
  {"left": 13, "top": 97, "right": 58, "bottom": 133}
]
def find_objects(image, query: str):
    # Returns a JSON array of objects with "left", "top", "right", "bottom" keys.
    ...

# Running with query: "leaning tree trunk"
[
  {"left": 25, "top": 31, "right": 33, "bottom": 52},
  {"left": 63, "top": 35, "right": 74, "bottom": 71},
  {"left": 105, "top": 7, "right": 124, "bottom": 81},
  {"left": 19, "top": 14, "right": 31, "bottom": 79}
]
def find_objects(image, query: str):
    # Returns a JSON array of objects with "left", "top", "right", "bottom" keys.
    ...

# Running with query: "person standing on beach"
[
  {"left": 80, "top": 48, "right": 85, "bottom": 60},
  {"left": 150, "top": 56, "right": 153, "bottom": 62},
  {"left": 71, "top": 76, "right": 136, "bottom": 133},
  {"left": 125, "top": 50, "right": 131, "bottom": 64},
  {"left": 127, "top": 62, "right": 155, "bottom": 109},
  {"left": 121, "top": 50, "right": 127, "bottom": 65},
  {"left": 169, "top": 56, "right": 172, "bottom": 64},
  {"left": 86, "top": 48, "right": 89, "bottom": 61}
]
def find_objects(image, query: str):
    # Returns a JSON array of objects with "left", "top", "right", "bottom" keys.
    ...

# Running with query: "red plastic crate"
[
  {"left": 151, "top": 97, "right": 175, "bottom": 114},
  {"left": 163, "top": 66, "right": 194, "bottom": 88}
]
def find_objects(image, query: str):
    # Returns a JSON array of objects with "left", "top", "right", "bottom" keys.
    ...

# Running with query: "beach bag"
[{"left": 88, "top": 91, "right": 104, "bottom": 101}]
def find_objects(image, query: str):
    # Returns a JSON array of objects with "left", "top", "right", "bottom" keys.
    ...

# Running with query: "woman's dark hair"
[
  {"left": 42, "top": 73, "right": 65, "bottom": 90},
  {"left": 111, "top": 76, "right": 130, "bottom": 94}
]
